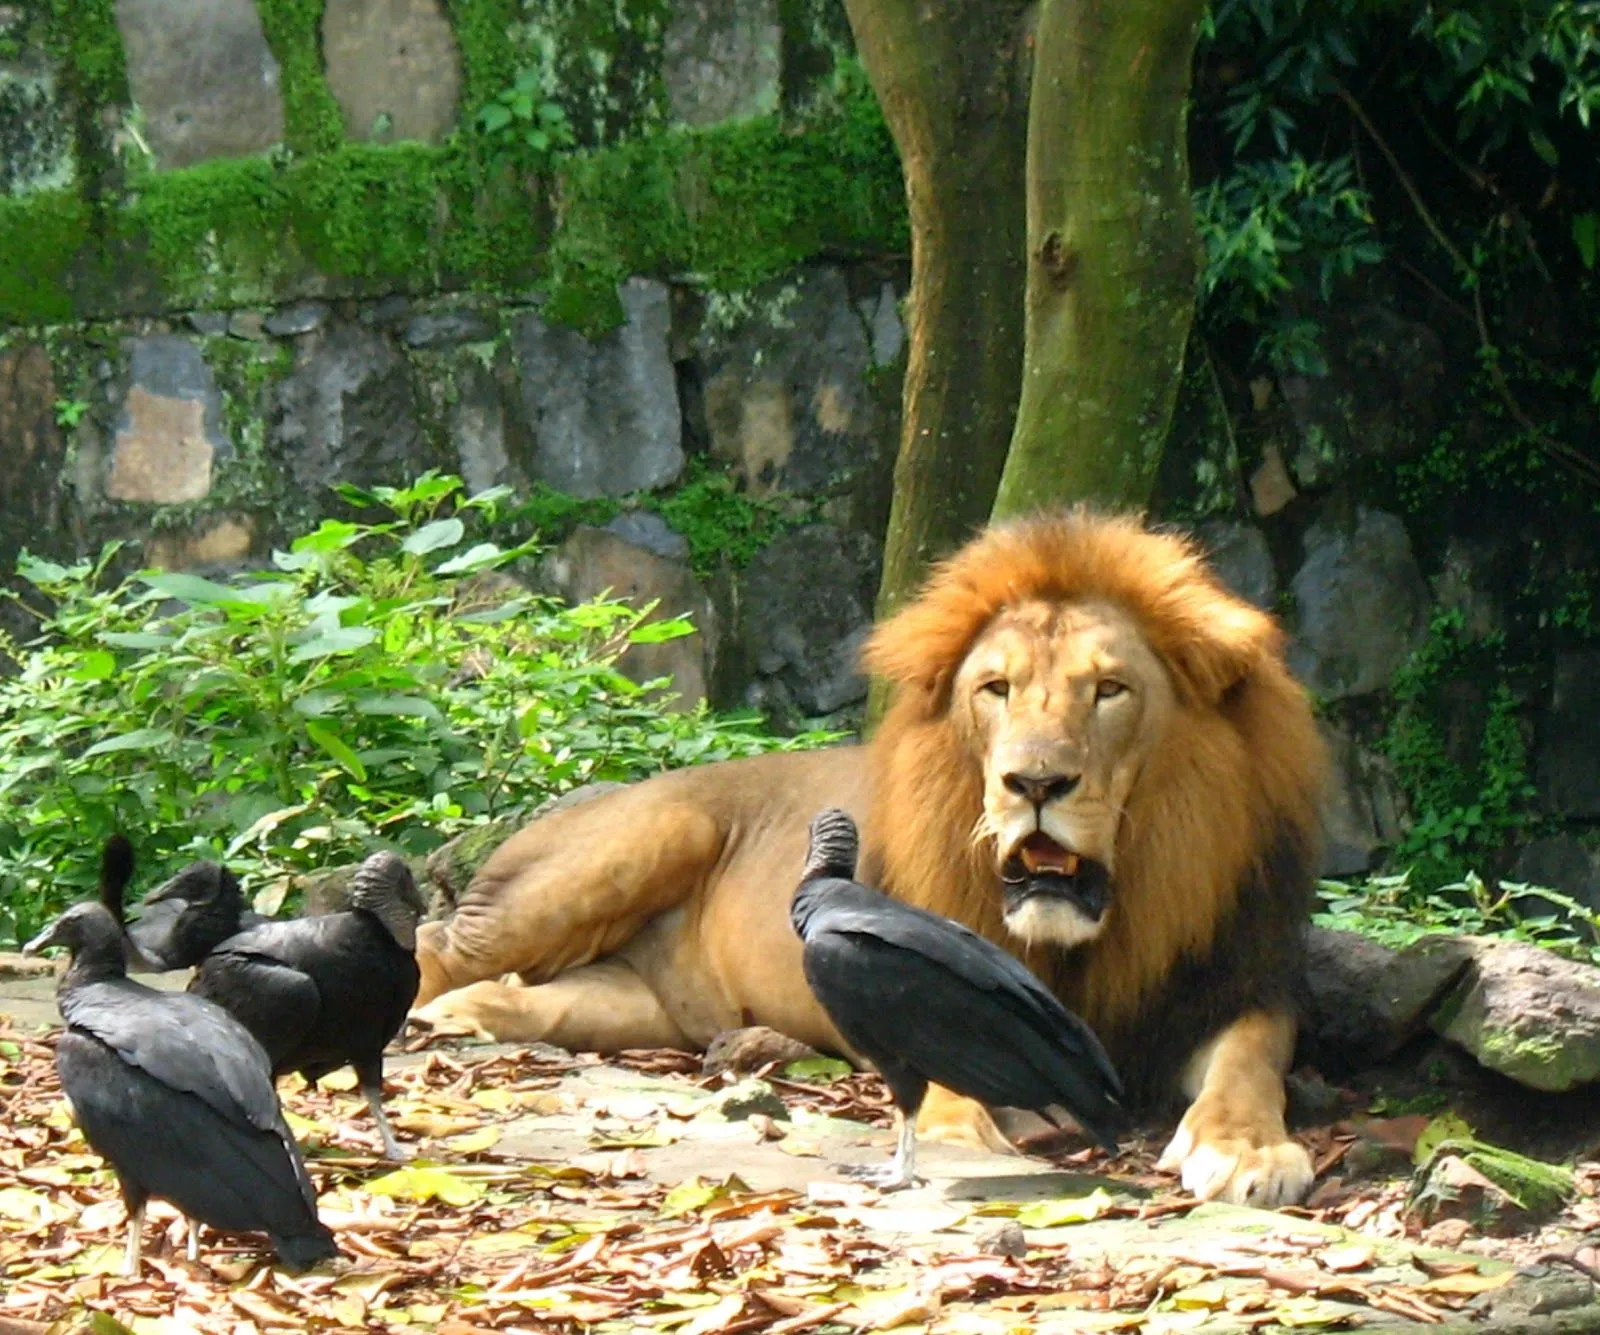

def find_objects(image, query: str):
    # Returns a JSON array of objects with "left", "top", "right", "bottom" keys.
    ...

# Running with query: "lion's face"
[{"left": 952, "top": 599, "right": 1177, "bottom": 948}]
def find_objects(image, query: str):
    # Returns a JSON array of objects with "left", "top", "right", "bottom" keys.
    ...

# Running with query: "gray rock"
[
  {"left": 227, "top": 310, "right": 266, "bottom": 340},
  {"left": 106, "top": 336, "right": 230, "bottom": 504},
  {"left": 404, "top": 308, "right": 497, "bottom": 348},
  {"left": 1302, "top": 927, "right": 1474, "bottom": 1068},
  {"left": 663, "top": 0, "right": 781, "bottom": 126},
  {"left": 701, "top": 267, "right": 898, "bottom": 507},
  {"left": 269, "top": 324, "right": 431, "bottom": 490},
  {"left": 510, "top": 280, "right": 683, "bottom": 498},
  {"left": 185, "top": 311, "right": 230, "bottom": 337},
  {"left": 1287, "top": 508, "right": 1429, "bottom": 700},
  {"left": 1537, "top": 651, "right": 1600, "bottom": 818},
  {"left": 740, "top": 524, "right": 878, "bottom": 718},
  {"left": 604, "top": 511, "right": 690, "bottom": 563},
  {"left": 1510, "top": 835, "right": 1600, "bottom": 918},
  {"left": 115, "top": 0, "right": 284, "bottom": 168},
  {"left": 1318, "top": 722, "right": 1402, "bottom": 878},
  {"left": 360, "top": 295, "right": 413, "bottom": 326},
  {"left": 0, "top": 344, "right": 66, "bottom": 551},
  {"left": 702, "top": 1027, "right": 820, "bottom": 1077},
  {"left": 1431, "top": 536, "right": 1504, "bottom": 642},
  {"left": 445, "top": 353, "right": 522, "bottom": 495},
  {"left": 541, "top": 525, "right": 716, "bottom": 709},
  {"left": 1429, "top": 937, "right": 1600, "bottom": 1092},
  {"left": 1197, "top": 519, "right": 1277, "bottom": 610},
  {"left": 1280, "top": 302, "right": 1445, "bottom": 486},
  {"left": 264, "top": 302, "right": 329, "bottom": 337},
  {"left": 0, "top": 44, "right": 74, "bottom": 195},
  {"left": 322, "top": 0, "right": 462, "bottom": 144},
  {"left": 977, "top": 1222, "right": 1028, "bottom": 1261}
]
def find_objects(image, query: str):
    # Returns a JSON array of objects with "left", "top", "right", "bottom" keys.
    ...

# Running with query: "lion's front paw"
[
  {"left": 914, "top": 1087, "right": 1017, "bottom": 1156},
  {"left": 1157, "top": 1120, "right": 1313, "bottom": 1208},
  {"left": 409, "top": 987, "right": 503, "bottom": 1043}
]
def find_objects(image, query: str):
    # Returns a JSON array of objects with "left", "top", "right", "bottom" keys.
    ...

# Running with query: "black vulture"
[
  {"left": 187, "top": 851, "right": 425, "bottom": 1161},
  {"left": 23, "top": 902, "right": 337, "bottom": 1274},
  {"left": 95, "top": 835, "right": 264, "bottom": 972},
  {"left": 790, "top": 808, "right": 1127, "bottom": 1190}
]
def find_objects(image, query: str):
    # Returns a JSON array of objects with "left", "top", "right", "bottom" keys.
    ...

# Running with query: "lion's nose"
[{"left": 1003, "top": 772, "right": 1080, "bottom": 806}]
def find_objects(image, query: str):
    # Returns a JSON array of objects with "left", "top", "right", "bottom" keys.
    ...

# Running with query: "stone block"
[
  {"left": 115, "top": 0, "right": 284, "bottom": 168},
  {"left": 511, "top": 279, "right": 683, "bottom": 498},
  {"left": 106, "top": 337, "right": 229, "bottom": 505},
  {"left": 1537, "top": 651, "right": 1600, "bottom": 818},
  {"left": 0, "top": 344, "right": 65, "bottom": 548},
  {"left": 1196, "top": 519, "right": 1277, "bottom": 610},
  {"left": 143, "top": 516, "right": 255, "bottom": 571},
  {"left": 322, "top": 0, "right": 462, "bottom": 144},
  {"left": 0, "top": 30, "right": 74, "bottom": 195},
  {"left": 663, "top": 0, "right": 781, "bottom": 126}
]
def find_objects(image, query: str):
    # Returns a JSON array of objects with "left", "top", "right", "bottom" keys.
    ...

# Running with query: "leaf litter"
[{"left": 1, "top": 1019, "right": 1596, "bottom": 1333}]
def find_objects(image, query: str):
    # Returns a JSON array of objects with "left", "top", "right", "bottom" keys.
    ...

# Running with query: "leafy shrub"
[{"left": 0, "top": 474, "right": 841, "bottom": 947}]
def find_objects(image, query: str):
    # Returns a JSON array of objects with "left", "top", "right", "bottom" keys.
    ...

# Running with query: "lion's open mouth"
[{"left": 1001, "top": 832, "right": 1112, "bottom": 922}]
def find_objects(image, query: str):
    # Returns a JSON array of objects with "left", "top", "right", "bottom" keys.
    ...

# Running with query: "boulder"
[
  {"left": 738, "top": 524, "right": 878, "bottom": 719},
  {"left": 1318, "top": 722, "right": 1402, "bottom": 878},
  {"left": 702, "top": 1027, "right": 821, "bottom": 1077},
  {"left": 269, "top": 324, "right": 432, "bottom": 491},
  {"left": 1429, "top": 937, "right": 1600, "bottom": 1092},
  {"left": 605, "top": 511, "right": 690, "bottom": 563},
  {"left": 263, "top": 303, "right": 329, "bottom": 338},
  {"left": 322, "top": 0, "right": 462, "bottom": 144},
  {"left": 106, "top": 336, "right": 230, "bottom": 504},
  {"left": 510, "top": 280, "right": 684, "bottom": 498},
  {"left": 541, "top": 525, "right": 715, "bottom": 709},
  {"left": 663, "top": 0, "right": 781, "bottom": 126},
  {"left": 441, "top": 352, "right": 525, "bottom": 495},
  {"left": 1287, "top": 508, "right": 1429, "bottom": 700},
  {"left": 1536, "top": 650, "right": 1600, "bottom": 818},
  {"left": 143, "top": 515, "right": 255, "bottom": 572},
  {"left": 1196, "top": 519, "right": 1277, "bottom": 610},
  {"left": 1301, "top": 927, "right": 1474, "bottom": 1069},
  {"left": 115, "top": 0, "right": 284, "bottom": 168},
  {"left": 700, "top": 266, "right": 900, "bottom": 510},
  {"left": 404, "top": 307, "right": 497, "bottom": 349}
]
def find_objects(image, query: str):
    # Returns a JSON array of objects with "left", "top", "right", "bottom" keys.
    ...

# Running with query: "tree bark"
[
  {"left": 843, "top": 0, "right": 1033, "bottom": 618},
  {"left": 991, "top": 0, "right": 1207, "bottom": 519}
]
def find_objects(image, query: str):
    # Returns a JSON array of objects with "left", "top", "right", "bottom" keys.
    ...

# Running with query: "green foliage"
[
  {"left": 254, "top": 0, "right": 344, "bottom": 155},
  {"left": 479, "top": 72, "right": 577, "bottom": 156},
  {"left": 0, "top": 474, "right": 839, "bottom": 948},
  {"left": 1316, "top": 871, "right": 1600, "bottom": 968},
  {"left": 653, "top": 459, "right": 812, "bottom": 578},
  {"left": 51, "top": 397, "right": 88, "bottom": 429},
  {"left": 1381, "top": 610, "right": 1538, "bottom": 890}
]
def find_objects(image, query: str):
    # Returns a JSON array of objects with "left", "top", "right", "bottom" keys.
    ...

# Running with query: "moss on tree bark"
[{"left": 991, "top": 0, "right": 1206, "bottom": 519}]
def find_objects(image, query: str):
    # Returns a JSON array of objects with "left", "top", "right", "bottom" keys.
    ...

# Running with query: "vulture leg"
[
  {"left": 123, "top": 1200, "right": 145, "bottom": 1277},
  {"left": 839, "top": 1111, "right": 920, "bottom": 1192},
  {"left": 187, "top": 1219, "right": 200, "bottom": 1262},
  {"left": 360, "top": 1072, "right": 409, "bottom": 1162}
]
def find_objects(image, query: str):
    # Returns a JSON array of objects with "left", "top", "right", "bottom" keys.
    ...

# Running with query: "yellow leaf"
[
  {"left": 326, "top": 1295, "right": 366, "bottom": 1328},
  {"left": 470, "top": 1088, "right": 515, "bottom": 1114},
  {"left": 1272, "top": 1298, "right": 1352, "bottom": 1328},
  {"left": 317, "top": 1069, "right": 359, "bottom": 1092},
  {"left": 1015, "top": 1188, "right": 1116, "bottom": 1228},
  {"left": 445, "top": 1126, "right": 503, "bottom": 1155},
  {"left": 367, "top": 1165, "right": 484, "bottom": 1206},
  {"left": 1417, "top": 1268, "right": 1514, "bottom": 1295},
  {"left": 1319, "top": 1243, "right": 1375, "bottom": 1273},
  {"left": 1414, "top": 1112, "right": 1475, "bottom": 1166},
  {"left": 1171, "top": 1280, "right": 1230, "bottom": 1311},
  {"left": 0, "top": 1186, "right": 64, "bottom": 1225},
  {"left": 282, "top": 1108, "right": 328, "bottom": 1141},
  {"left": 662, "top": 1177, "right": 729, "bottom": 1218}
]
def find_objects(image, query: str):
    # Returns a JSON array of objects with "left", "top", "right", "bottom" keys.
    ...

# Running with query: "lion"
[{"left": 412, "top": 509, "right": 1328, "bottom": 1206}]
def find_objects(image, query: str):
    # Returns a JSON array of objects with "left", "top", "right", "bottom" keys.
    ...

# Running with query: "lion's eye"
[
  {"left": 979, "top": 679, "right": 1010, "bottom": 700},
  {"left": 1095, "top": 679, "right": 1128, "bottom": 701}
]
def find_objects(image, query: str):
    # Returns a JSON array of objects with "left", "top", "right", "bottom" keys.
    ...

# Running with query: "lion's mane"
[{"left": 859, "top": 509, "right": 1327, "bottom": 1106}]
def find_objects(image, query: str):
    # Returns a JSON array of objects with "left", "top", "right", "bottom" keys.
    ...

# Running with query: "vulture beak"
[{"left": 22, "top": 922, "right": 60, "bottom": 957}]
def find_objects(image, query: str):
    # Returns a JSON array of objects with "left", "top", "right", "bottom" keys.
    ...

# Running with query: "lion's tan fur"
[{"left": 863, "top": 509, "right": 1326, "bottom": 1034}]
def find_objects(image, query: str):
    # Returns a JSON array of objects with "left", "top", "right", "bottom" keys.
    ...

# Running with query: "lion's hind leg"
[
  {"left": 411, "top": 958, "right": 692, "bottom": 1051},
  {"left": 414, "top": 798, "right": 724, "bottom": 1008}
]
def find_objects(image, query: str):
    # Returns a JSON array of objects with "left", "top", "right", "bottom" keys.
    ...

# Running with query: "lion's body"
[{"left": 414, "top": 511, "right": 1329, "bottom": 1206}]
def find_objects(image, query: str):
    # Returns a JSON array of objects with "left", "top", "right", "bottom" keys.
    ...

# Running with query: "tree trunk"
[
  {"left": 843, "top": 0, "right": 1033, "bottom": 618},
  {"left": 991, "top": 0, "right": 1206, "bottom": 519}
]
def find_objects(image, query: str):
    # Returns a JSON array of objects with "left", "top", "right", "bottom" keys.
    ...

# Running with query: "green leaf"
[
  {"left": 479, "top": 102, "right": 513, "bottom": 133},
  {"left": 436, "top": 542, "right": 506, "bottom": 575},
  {"left": 288, "top": 625, "right": 379, "bottom": 662},
  {"left": 402, "top": 517, "right": 466, "bottom": 556},
  {"left": 1014, "top": 1188, "right": 1116, "bottom": 1228},
  {"left": 780, "top": 1056, "right": 853, "bottom": 1083},
  {"left": 367, "top": 1165, "right": 483, "bottom": 1206},
  {"left": 629, "top": 618, "right": 696, "bottom": 645},
  {"left": 355, "top": 695, "right": 444, "bottom": 722},
  {"left": 304, "top": 721, "right": 368, "bottom": 781},
  {"left": 81, "top": 727, "right": 175, "bottom": 758},
  {"left": 1414, "top": 1112, "right": 1475, "bottom": 1166},
  {"left": 138, "top": 571, "right": 243, "bottom": 605},
  {"left": 71, "top": 650, "right": 116, "bottom": 681},
  {"left": 97, "top": 631, "right": 174, "bottom": 649}
]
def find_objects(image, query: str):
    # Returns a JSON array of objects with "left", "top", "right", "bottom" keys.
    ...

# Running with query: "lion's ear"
[
  {"left": 861, "top": 600, "right": 974, "bottom": 704},
  {"left": 1162, "top": 596, "right": 1282, "bottom": 706}
]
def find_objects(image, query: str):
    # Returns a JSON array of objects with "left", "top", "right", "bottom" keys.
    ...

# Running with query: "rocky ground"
[{"left": 0, "top": 966, "right": 1597, "bottom": 1335}]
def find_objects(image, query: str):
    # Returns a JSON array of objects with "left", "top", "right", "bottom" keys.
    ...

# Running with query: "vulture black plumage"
[
  {"left": 186, "top": 850, "right": 424, "bottom": 1161},
  {"left": 791, "top": 808, "right": 1127, "bottom": 1190},
  {"left": 97, "top": 836, "right": 266, "bottom": 971},
  {"left": 24, "top": 901, "right": 336, "bottom": 1274}
]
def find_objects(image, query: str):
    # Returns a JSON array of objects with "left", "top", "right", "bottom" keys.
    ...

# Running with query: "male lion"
[{"left": 413, "top": 510, "right": 1328, "bottom": 1206}]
